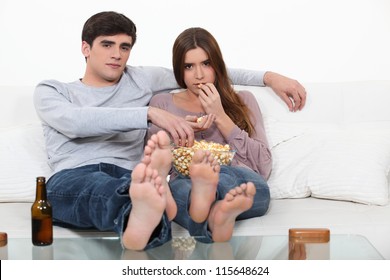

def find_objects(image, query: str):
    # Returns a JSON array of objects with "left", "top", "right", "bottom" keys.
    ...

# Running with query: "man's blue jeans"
[
  {"left": 46, "top": 163, "right": 171, "bottom": 249},
  {"left": 169, "top": 165, "right": 270, "bottom": 243}
]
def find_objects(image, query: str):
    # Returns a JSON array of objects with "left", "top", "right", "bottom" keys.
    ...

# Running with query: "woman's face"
[{"left": 183, "top": 47, "right": 216, "bottom": 95}]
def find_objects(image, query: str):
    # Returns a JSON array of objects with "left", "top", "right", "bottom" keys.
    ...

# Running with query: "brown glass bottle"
[{"left": 31, "top": 176, "right": 53, "bottom": 246}]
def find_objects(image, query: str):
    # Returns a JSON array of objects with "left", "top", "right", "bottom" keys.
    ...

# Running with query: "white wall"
[{"left": 0, "top": 0, "right": 389, "bottom": 86}]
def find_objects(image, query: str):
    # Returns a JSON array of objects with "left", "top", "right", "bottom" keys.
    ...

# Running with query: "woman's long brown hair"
[{"left": 172, "top": 27, "right": 255, "bottom": 136}]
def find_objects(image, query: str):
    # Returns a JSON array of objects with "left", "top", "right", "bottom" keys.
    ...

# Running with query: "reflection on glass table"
[{"left": 3, "top": 234, "right": 383, "bottom": 260}]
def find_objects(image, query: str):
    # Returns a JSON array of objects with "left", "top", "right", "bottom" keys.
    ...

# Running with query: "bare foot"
[
  {"left": 142, "top": 130, "right": 177, "bottom": 220},
  {"left": 122, "top": 163, "right": 166, "bottom": 250},
  {"left": 208, "top": 182, "right": 256, "bottom": 242},
  {"left": 188, "top": 150, "right": 220, "bottom": 223}
]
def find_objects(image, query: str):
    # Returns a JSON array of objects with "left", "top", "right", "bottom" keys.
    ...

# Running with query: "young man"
[{"left": 33, "top": 11, "right": 306, "bottom": 250}]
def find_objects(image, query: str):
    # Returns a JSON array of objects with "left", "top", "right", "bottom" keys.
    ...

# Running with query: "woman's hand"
[
  {"left": 197, "top": 83, "right": 226, "bottom": 117},
  {"left": 196, "top": 83, "right": 235, "bottom": 139},
  {"left": 185, "top": 114, "right": 216, "bottom": 132}
]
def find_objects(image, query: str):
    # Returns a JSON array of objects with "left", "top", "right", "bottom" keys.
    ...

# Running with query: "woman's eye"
[{"left": 184, "top": 64, "right": 192, "bottom": 69}]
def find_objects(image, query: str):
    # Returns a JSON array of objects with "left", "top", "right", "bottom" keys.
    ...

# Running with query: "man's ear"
[{"left": 81, "top": 41, "right": 91, "bottom": 58}]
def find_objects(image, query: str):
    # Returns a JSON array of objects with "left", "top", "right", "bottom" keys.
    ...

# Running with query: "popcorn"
[
  {"left": 172, "top": 140, "right": 235, "bottom": 176},
  {"left": 171, "top": 237, "right": 196, "bottom": 259},
  {"left": 196, "top": 116, "right": 204, "bottom": 123}
]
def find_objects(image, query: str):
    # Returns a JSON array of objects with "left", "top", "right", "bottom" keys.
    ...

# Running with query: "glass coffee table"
[{"left": 2, "top": 234, "right": 383, "bottom": 260}]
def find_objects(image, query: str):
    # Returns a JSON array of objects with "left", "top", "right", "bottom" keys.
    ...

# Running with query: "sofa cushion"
[
  {"left": 0, "top": 123, "right": 52, "bottom": 202},
  {"left": 0, "top": 86, "right": 39, "bottom": 127},
  {"left": 241, "top": 82, "right": 390, "bottom": 205},
  {"left": 1, "top": 82, "right": 390, "bottom": 205}
]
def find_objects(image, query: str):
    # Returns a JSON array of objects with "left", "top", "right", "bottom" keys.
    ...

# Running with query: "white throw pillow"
[
  {"left": 267, "top": 125, "right": 390, "bottom": 205},
  {"left": 265, "top": 118, "right": 337, "bottom": 199},
  {"left": 307, "top": 128, "right": 390, "bottom": 205},
  {"left": 0, "top": 123, "right": 52, "bottom": 202},
  {"left": 267, "top": 133, "right": 313, "bottom": 199}
]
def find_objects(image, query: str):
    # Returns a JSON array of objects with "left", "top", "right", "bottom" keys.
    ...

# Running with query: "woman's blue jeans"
[
  {"left": 46, "top": 163, "right": 171, "bottom": 249},
  {"left": 169, "top": 165, "right": 270, "bottom": 243}
]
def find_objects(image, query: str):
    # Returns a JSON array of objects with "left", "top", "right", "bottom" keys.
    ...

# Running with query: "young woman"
[{"left": 148, "top": 27, "right": 272, "bottom": 243}]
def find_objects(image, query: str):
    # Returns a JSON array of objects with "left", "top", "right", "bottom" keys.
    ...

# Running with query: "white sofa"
[{"left": 1, "top": 82, "right": 390, "bottom": 259}]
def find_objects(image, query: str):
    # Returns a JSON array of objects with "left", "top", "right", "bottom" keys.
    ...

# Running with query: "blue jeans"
[
  {"left": 46, "top": 163, "right": 171, "bottom": 250},
  {"left": 169, "top": 165, "right": 270, "bottom": 243}
]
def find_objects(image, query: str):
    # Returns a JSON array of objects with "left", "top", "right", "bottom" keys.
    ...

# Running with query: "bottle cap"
[
  {"left": 36, "top": 176, "right": 46, "bottom": 182},
  {"left": 0, "top": 232, "right": 7, "bottom": 247}
]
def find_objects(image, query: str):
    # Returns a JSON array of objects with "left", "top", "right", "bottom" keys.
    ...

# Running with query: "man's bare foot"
[
  {"left": 143, "top": 130, "right": 177, "bottom": 220},
  {"left": 208, "top": 182, "right": 256, "bottom": 242},
  {"left": 188, "top": 150, "right": 220, "bottom": 223},
  {"left": 122, "top": 163, "right": 166, "bottom": 251}
]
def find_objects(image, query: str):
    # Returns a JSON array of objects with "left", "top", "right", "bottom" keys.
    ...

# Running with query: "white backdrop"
[{"left": 0, "top": 0, "right": 389, "bottom": 86}]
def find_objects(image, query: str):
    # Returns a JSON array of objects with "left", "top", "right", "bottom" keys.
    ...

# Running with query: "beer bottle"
[{"left": 31, "top": 176, "right": 53, "bottom": 246}]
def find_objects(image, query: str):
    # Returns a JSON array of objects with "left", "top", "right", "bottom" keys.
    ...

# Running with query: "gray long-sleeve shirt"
[{"left": 33, "top": 66, "right": 265, "bottom": 173}]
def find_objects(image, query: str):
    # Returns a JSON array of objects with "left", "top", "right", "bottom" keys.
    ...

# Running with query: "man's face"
[{"left": 82, "top": 34, "right": 133, "bottom": 86}]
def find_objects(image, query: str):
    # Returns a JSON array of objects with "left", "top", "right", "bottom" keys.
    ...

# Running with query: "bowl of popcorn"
[{"left": 172, "top": 140, "right": 235, "bottom": 176}]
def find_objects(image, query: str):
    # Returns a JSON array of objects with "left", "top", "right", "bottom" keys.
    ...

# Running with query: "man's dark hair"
[{"left": 82, "top": 11, "right": 137, "bottom": 46}]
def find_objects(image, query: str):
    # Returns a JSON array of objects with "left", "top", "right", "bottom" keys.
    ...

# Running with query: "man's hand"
[
  {"left": 148, "top": 107, "right": 194, "bottom": 146},
  {"left": 264, "top": 71, "right": 307, "bottom": 112}
]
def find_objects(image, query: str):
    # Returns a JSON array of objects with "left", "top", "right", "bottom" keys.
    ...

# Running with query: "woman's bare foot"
[
  {"left": 122, "top": 163, "right": 166, "bottom": 251},
  {"left": 208, "top": 182, "right": 256, "bottom": 242},
  {"left": 142, "top": 130, "right": 177, "bottom": 220},
  {"left": 188, "top": 150, "right": 220, "bottom": 223}
]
